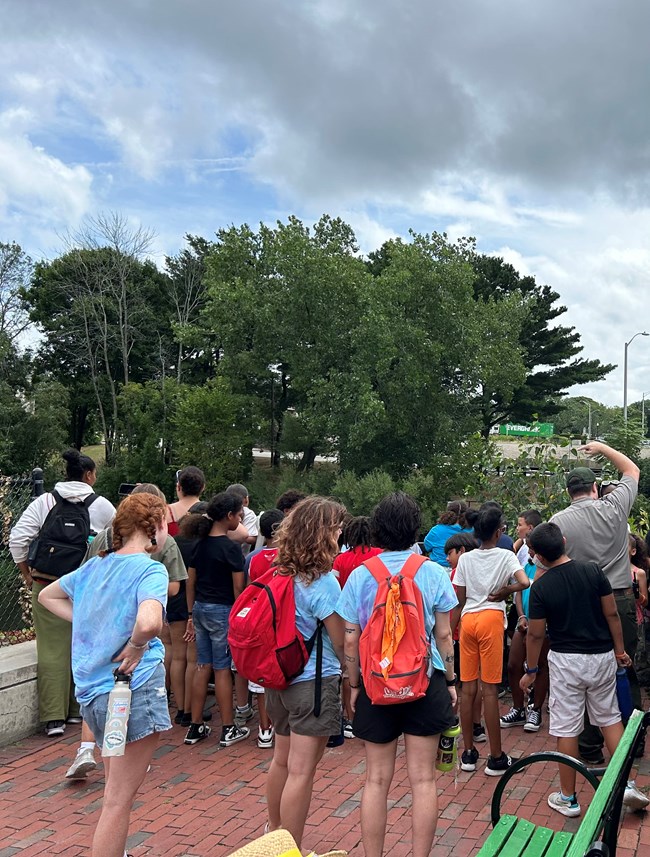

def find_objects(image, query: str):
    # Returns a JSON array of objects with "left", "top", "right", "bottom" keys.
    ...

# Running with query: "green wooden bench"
[{"left": 476, "top": 708, "right": 649, "bottom": 857}]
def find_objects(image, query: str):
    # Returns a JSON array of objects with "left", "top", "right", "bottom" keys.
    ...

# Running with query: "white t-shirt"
[
  {"left": 454, "top": 547, "right": 523, "bottom": 617},
  {"left": 516, "top": 542, "right": 530, "bottom": 567}
]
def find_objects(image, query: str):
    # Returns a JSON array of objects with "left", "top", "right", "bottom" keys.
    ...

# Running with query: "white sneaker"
[
  {"left": 258, "top": 727, "right": 274, "bottom": 749},
  {"left": 623, "top": 783, "right": 650, "bottom": 811},
  {"left": 548, "top": 791, "right": 581, "bottom": 818},
  {"left": 65, "top": 748, "right": 97, "bottom": 780}
]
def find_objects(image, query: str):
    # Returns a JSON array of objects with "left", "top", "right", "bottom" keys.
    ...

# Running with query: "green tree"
[{"left": 471, "top": 255, "right": 614, "bottom": 436}]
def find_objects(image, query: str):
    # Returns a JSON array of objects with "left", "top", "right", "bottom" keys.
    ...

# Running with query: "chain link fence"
[{"left": 0, "top": 469, "right": 43, "bottom": 644}]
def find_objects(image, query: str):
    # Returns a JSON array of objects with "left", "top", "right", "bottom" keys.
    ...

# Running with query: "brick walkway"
[{"left": 1, "top": 700, "right": 648, "bottom": 857}]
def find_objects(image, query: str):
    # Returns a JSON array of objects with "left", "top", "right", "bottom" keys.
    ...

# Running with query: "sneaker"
[
  {"left": 220, "top": 724, "right": 250, "bottom": 747},
  {"left": 326, "top": 732, "right": 345, "bottom": 748},
  {"left": 234, "top": 704, "right": 254, "bottom": 726},
  {"left": 65, "top": 747, "right": 97, "bottom": 780},
  {"left": 524, "top": 708, "right": 542, "bottom": 732},
  {"left": 623, "top": 782, "right": 650, "bottom": 811},
  {"left": 500, "top": 707, "right": 526, "bottom": 728},
  {"left": 45, "top": 720, "right": 65, "bottom": 737},
  {"left": 180, "top": 712, "right": 192, "bottom": 728},
  {"left": 184, "top": 723, "right": 211, "bottom": 745},
  {"left": 343, "top": 719, "right": 355, "bottom": 739},
  {"left": 174, "top": 710, "right": 186, "bottom": 725},
  {"left": 485, "top": 752, "right": 516, "bottom": 776},
  {"left": 497, "top": 686, "right": 507, "bottom": 699},
  {"left": 66, "top": 716, "right": 83, "bottom": 725},
  {"left": 460, "top": 748, "right": 479, "bottom": 772},
  {"left": 579, "top": 749, "right": 605, "bottom": 766},
  {"left": 548, "top": 791, "right": 581, "bottom": 817},
  {"left": 473, "top": 723, "right": 487, "bottom": 743},
  {"left": 258, "top": 727, "right": 274, "bottom": 749}
]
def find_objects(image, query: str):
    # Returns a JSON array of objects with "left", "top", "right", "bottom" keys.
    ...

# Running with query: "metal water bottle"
[
  {"left": 102, "top": 671, "right": 132, "bottom": 757},
  {"left": 436, "top": 718, "right": 461, "bottom": 772}
]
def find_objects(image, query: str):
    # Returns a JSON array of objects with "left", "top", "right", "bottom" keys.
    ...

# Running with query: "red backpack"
[
  {"left": 359, "top": 553, "right": 430, "bottom": 705},
  {"left": 228, "top": 568, "right": 323, "bottom": 702}
]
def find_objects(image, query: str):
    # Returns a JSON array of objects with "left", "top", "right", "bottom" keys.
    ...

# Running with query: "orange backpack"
[{"left": 359, "top": 553, "right": 430, "bottom": 705}]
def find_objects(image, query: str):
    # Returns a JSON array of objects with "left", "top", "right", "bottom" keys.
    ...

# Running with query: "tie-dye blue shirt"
[{"left": 59, "top": 552, "right": 168, "bottom": 704}]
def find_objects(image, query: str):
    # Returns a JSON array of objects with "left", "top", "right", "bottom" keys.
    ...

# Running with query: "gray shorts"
[
  {"left": 547, "top": 650, "right": 620, "bottom": 738},
  {"left": 81, "top": 663, "right": 172, "bottom": 749},
  {"left": 265, "top": 676, "right": 342, "bottom": 737}
]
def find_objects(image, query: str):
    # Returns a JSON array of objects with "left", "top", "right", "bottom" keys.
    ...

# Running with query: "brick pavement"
[{"left": 1, "top": 700, "right": 648, "bottom": 857}]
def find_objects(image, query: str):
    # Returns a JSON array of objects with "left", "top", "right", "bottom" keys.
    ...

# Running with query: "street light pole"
[
  {"left": 623, "top": 331, "right": 650, "bottom": 425},
  {"left": 642, "top": 390, "right": 650, "bottom": 437}
]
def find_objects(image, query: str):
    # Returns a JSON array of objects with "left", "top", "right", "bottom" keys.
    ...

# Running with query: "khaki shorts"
[
  {"left": 548, "top": 650, "right": 620, "bottom": 738},
  {"left": 265, "top": 676, "right": 342, "bottom": 737}
]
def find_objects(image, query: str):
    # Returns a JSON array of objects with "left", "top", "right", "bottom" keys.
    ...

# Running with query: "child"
[
  {"left": 183, "top": 492, "right": 249, "bottom": 747},
  {"left": 521, "top": 522, "right": 648, "bottom": 816},
  {"left": 451, "top": 503, "right": 529, "bottom": 776},
  {"left": 333, "top": 516, "right": 383, "bottom": 738},
  {"left": 445, "top": 532, "right": 485, "bottom": 742},
  {"left": 246, "top": 508, "right": 285, "bottom": 748},
  {"left": 501, "top": 509, "right": 548, "bottom": 732},
  {"left": 629, "top": 533, "right": 649, "bottom": 624}
]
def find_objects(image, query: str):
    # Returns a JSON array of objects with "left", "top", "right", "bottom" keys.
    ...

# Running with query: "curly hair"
[
  {"left": 371, "top": 492, "right": 421, "bottom": 551},
  {"left": 276, "top": 489, "right": 307, "bottom": 514},
  {"left": 273, "top": 496, "right": 346, "bottom": 584},
  {"left": 342, "top": 516, "right": 373, "bottom": 550},
  {"left": 438, "top": 500, "right": 469, "bottom": 527},
  {"left": 105, "top": 493, "right": 167, "bottom": 555}
]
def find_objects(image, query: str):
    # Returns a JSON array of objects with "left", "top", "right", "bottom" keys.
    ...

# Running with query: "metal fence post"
[{"left": 31, "top": 467, "right": 44, "bottom": 498}]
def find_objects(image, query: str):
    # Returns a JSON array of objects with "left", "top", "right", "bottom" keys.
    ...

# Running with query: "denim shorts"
[
  {"left": 193, "top": 601, "right": 232, "bottom": 670},
  {"left": 81, "top": 663, "right": 172, "bottom": 749}
]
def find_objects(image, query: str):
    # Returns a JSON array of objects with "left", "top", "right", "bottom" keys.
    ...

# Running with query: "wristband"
[
  {"left": 445, "top": 674, "right": 458, "bottom": 686},
  {"left": 188, "top": 613, "right": 193, "bottom": 618},
  {"left": 127, "top": 637, "right": 148, "bottom": 650},
  {"left": 523, "top": 661, "right": 539, "bottom": 675},
  {"left": 615, "top": 652, "right": 627, "bottom": 659}
]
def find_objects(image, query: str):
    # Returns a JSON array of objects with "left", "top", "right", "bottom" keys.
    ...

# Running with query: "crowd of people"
[{"left": 7, "top": 440, "right": 650, "bottom": 857}]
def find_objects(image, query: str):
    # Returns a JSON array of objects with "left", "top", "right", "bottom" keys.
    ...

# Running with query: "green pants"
[{"left": 32, "top": 582, "right": 80, "bottom": 723}]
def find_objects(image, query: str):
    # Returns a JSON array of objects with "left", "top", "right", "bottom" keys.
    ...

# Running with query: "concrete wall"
[{"left": 0, "top": 640, "right": 39, "bottom": 747}]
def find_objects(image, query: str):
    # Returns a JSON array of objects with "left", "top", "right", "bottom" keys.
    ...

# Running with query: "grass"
[{"left": 81, "top": 444, "right": 106, "bottom": 466}]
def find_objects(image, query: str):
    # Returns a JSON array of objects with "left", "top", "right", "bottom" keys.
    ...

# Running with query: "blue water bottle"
[{"left": 616, "top": 667, "right": 633, "bottom": 724}]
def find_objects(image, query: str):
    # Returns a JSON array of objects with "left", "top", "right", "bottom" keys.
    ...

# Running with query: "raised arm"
[{"left": 581, "top": 441, "right": 640, "bottom": 482}]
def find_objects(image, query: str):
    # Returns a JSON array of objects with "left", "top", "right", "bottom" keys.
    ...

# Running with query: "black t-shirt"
[
  {"left": 191, "top": 536, "right": 245, "bottom": 605},
  {"left": 528, "top": 560, "right": 614, "bottom": 654}
]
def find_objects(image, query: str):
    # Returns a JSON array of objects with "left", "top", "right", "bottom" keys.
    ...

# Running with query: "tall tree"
[
  {"left": 471, "top": 255, "right": 614, "bottom": 436},
  {"left": 0, "top": 241, "right": 33, "bottom": 345}
]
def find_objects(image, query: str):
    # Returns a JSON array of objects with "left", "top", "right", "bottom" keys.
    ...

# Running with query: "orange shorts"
[{"left": 459, "top": 610, "right": 505, "bottom": 684}]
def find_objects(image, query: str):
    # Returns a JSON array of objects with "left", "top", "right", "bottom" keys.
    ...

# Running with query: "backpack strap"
[
  {"left": 398, "top": 553, "right": 428, "bottom": 580},
  {"left": 305, "top": 620, "right": 324, "bottom": 718},
  {"left": 364, "top": 553, "right": 428, "bottom": 583},
  {"left": 83, "top": 493, "right": 98, "bottom": 509}
]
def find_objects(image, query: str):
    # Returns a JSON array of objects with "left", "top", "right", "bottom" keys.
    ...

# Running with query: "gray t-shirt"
[{"left": 549, "top": 475, "right": 637, "bottom": 590}]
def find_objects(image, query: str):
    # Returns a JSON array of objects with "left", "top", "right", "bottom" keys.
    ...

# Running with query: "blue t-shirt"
[
  {"left": 423, "top": 524, "right": 474, "bottom": 567},
  {"left": 521, "top": 561, "right": 537, "bottom": 617},
  {"left": 293, "top": 572, "right": 342, "bottom": 683},
  {"left": 336, "top": 550, "right": 458, "bottom": 675},
  {"left": 59, "top": 553, "right": 168, "bottom": 705}
]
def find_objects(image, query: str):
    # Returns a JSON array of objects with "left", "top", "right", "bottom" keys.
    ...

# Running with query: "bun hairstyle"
[
  {"left": 438, "top": 500, "right": 469, "bottom": 527},
  {"left": 181, "top": 492, "right": 243, "bottom": 540},
  {"left": 273, "top": 496, "right": 346, "bottom": 584},
  {"left": 104, "top": 493, "right": 166, "bottom": 555},
  {"left": 62, "top": 448, "right": 96, "bottom": 481}
]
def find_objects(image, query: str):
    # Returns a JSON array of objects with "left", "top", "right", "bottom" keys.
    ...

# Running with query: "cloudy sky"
[{"left": 2, "top": 0, "right": 650, "bottom": 407}]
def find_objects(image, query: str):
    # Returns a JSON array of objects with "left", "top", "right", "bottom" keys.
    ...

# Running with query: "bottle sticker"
[
  {"left": 111, "top": 699, "right": 130, "bottom": 716},
  {"left": 104, "top": 730, "right": 126, "bottom": 751}
]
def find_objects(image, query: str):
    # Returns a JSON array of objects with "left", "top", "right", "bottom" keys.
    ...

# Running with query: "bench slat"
[
  {"left": 566, "top": 708, "right": 645, "bottom": 857},
  {"left": 475, "top": 815, "right": 519, "bottom": 856},
  {"left": 543, "top": 832, "right": 574, "bottom": 857},
  {"left": 521, "top": 826, "right": 554, "bottom": 856}
]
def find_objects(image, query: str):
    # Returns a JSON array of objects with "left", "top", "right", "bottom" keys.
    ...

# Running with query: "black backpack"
[{"left": 28, "top": 490, "right": 98, "bottom": 579}]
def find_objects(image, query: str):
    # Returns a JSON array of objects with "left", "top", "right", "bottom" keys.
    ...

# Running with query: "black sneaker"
[
  {"left": 45, "top": 720, "right": 65, "bottom": 737},
  {"left": 174, "top": 710, "right": 186, "bottom": 725},
  {"left": 460, "top": 748, "right": 479, "bottom": 772},
  {"left": 485, "top": 752, "right": 515, "bottom": 776},
  {"left": 579, "top": 749, "right": 605, "bottom": 766},
  {"left": 184, "top": 723, "right": 211, "bottom": 745},
  {"left": 500, "top": 707, "right": 526, "bottom": 728},
  {"left": 473, "top": 723, "right": 487, "bottom": 743},
  {"left": 524, "top": 708, "right": 542, "bottom": 732},
  {"left": 220, "top": 724, "right": 250, "bottom": 747},
  {"left": 180, "top": 712, "right": 192, "bottom": 728}
]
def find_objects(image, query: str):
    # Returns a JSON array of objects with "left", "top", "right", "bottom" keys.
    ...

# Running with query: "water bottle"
[
  {"left": 616, "top": 666, "right": 633, "bottom": 725},
  {"left": 102, "top": 671, "right": 132, "bottom": 757},
  {"left": 436, "top": 718, "right": 461, "bottom": 772}
]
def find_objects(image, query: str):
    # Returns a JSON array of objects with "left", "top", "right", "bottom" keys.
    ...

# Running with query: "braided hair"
[{"left": 102, "top": 493, "right": 166, "bottom": 556}]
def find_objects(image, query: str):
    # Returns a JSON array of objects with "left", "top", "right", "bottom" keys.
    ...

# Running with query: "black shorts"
[
  {"left": 353, "top": 671, "right": 455, "bottom": 744},
  {"left": 167, "top": 582, "right": 189, "bottom": 623}
]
